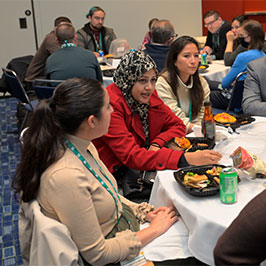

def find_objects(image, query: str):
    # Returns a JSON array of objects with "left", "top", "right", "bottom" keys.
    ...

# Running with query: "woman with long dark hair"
[
  {"left": 211, "top": 20, "right": 266, "bottom": 110},
  {"left": 156, "top": 36, "right": 210, "bottom": 133},
  {"left": 12, "top": 77, "right": 180, "bottom": 265},
  {"left": 224, "top": 15, "right": 248, "bottom": 66}
]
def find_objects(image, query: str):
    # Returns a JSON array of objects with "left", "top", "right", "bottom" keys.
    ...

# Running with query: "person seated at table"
[
  {"left": 156, "top": 36, "right": 210, "bottom": 133},
  {"left": 45, "top": 23, "right": 103, "bottom": 82},
  {"left": 214, "top": 189, "right": 266, "bottom": 265},
  {"left": 223, "top": 15, "right": 248, "bottom": 66},
  {"left": 141, "top": 17, "right": 159, "bottom": 49},
  {"left": 24, "top": 16, "right": 72, "bottom": 89},
  {"left": 11, "top": 77, "right": 180, "bottom": 265},
  {"left": 200, "top": 10, "right": 231, "bottom": 60},
  {"left": 242, "top": 56, "right": 266, "bottom": 116},
  {"left": 77, "top": 6, "right": 117, "bottom": 57},
  {"left": 93, "top": 50, "right": 222, "bottom": 178},
  {"left": 143, "top": 19, "right": 176, "bottom": 72},
  {"left": 210, "top": 20, "right": 265, "bottom": 110}
]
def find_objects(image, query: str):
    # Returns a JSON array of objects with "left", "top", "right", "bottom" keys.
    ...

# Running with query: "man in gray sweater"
[{"left": 242, "top": 56, "right": 266, "bottom": 116}]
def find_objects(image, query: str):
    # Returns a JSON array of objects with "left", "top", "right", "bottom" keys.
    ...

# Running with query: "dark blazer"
[
  {"left": 214, "top": 189, "right": 266, "bottom": 265},
  {"left": 242, "top": 56, "right": 266, "bottom": 116},
  {"left": 144, "top": 43, "right": 170, "bottom": 72}
]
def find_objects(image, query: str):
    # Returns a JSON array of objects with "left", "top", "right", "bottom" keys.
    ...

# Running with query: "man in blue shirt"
[{"left": 144, "top": 20, "right": 176, "bottom": 72}]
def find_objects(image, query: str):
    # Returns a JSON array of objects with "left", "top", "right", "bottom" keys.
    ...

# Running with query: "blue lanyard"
[
  {"left": 178, "top": 99, "right": 192, "bottom": 122},
  {"left": 65, "top": 139, "right": 128, "bottom": 227}
]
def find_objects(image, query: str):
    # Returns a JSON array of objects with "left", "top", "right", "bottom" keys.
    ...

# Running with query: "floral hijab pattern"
[{"left": 113, "top": 50, "right": 158, "bottom": 147}]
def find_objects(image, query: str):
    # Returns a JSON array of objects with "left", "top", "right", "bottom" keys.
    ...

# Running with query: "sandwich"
[{"left": 183, "top": 172, "right": 209, "bottom": 188}]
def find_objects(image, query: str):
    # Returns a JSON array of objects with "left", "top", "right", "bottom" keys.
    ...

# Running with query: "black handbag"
[{"left": 119, "top": 167, "right": 156, "bottom": 200}]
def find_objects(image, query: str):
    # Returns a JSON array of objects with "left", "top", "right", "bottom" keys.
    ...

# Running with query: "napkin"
[{"left": 140, "top": 218, "right": 191, "bottom": 261}]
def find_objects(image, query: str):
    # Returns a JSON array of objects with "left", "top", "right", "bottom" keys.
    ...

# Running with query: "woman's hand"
[
  {"left": 184, "top": 149, "right": 222, "bottom": 165},
  {"left": 148, "top": 206, "right": 178, "bottom": 235},
  {"left": 136, "top": 206, "right": 178, "bottom": 246},
  {"left": 148, "top": 144, "right": 160, "bottom": 151},
  {"left": 226, "top": 31, "right": 235, "bottom": 42},
  {"left": 188, "top": 123, "right": 195, "bottom": 134},
  {"left": 145, "top": 206, "right": 170, "bottom": 222}
]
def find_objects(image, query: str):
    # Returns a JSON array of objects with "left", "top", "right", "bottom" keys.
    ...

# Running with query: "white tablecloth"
[
  {"left": 147, "top": 116, "right": 266, "bottom": 265},
  {"left": 104, "top": 60, "right": 230, "bottom": 87},
  {"left": 201, "top": 60, "right": 230, "bottom": 82}
]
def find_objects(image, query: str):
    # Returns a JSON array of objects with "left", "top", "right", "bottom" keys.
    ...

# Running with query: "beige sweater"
[
  {"left": 37, "top": 135, "right": 153, "bottom": 265},
  {"left": 156, "top": 74, "right": 210, "bottom": 131}
]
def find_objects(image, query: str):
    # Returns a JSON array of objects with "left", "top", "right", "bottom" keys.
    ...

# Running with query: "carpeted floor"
[{"left": 0, "top": 97, "right": 23, "bottom": 266}]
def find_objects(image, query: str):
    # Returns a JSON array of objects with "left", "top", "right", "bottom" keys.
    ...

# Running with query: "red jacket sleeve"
[{"left": 94, "top": 84, "right": 187, "bottom": 172}]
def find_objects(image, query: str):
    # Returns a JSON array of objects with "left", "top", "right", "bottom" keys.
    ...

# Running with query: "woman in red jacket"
[{"left": 93, "top": 50, "right": 221, "bottom": 176}]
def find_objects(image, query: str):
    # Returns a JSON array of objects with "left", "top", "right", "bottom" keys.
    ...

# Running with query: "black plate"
[
  {"left": 102, "top": 69, "right": 115, "bottom": 77},
  {"left": 215, "top": 114, "right": 255, "bottom": 131},
  {"left": 198, "top": 64, "right": 209, "bottom": 73},
  {"left": 186, "top": 137, "right": 215, "bottom": 152},
  {"left": 174, "top": 164, "right": 226, "bottom": 197}
]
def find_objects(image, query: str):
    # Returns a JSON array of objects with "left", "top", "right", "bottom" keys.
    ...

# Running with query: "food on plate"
[
  {"left": 174, "top": 137, "right": 191, "bottom": 149},
  {"left": 199, "top": 65, "right": 208, "bottom": 69},
  {"left": 214, "top": 112, "right": 237, "bottom": 123},
  {"left": 183, "top": 172, "right": 209, "bottom": 188},
  {"left": 197, "top": 143, "right": 208, "bottom": 147},
  {"left": 206, "top": 166, "right": 223, "bottom": 175}
]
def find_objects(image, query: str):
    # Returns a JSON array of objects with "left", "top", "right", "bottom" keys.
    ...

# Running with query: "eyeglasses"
[
  {"left": 204, "top": 17, "right": 218, "bottom": 28},
  {"left": 171, "top": 33, "right": 178, "bottom": 38}
]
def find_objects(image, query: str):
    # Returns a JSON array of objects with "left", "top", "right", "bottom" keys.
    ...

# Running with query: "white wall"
[{"left": 1, "top": 0, "right": 203, "bottom": 67}]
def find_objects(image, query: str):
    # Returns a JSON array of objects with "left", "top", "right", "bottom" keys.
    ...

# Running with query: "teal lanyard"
[
  {"left": 61, "top": 43, "right": 76, "bottom": 48},
  {"left": 178, "top": 99, "right": 192, "bottom": 122},
  {"left": 65, "top": 139, "right": 128, "bottom": 227}
]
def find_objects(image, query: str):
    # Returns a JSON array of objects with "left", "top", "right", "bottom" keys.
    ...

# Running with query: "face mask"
[{"left": 238, "top": 37, "right": 249, "bottom": 48}]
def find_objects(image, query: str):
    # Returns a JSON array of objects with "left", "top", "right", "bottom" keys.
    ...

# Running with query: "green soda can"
[{"left": 219, "top": 167, "right": 238, "bottom": 204}]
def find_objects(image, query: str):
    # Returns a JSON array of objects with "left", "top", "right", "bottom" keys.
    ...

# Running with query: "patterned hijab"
[{"left": 113, "top": 50, "right": 158, "bottom": 147}]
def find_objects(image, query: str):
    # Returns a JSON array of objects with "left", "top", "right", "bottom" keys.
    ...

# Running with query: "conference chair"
[
  {"left": 2, "top": 68, "right": 38, "bottom": 133},
  {"left": 226, "top": 71, "right": 247, "bottom": 114},
  {"left": 33, "top": 79, "right": 63, "bottom": 99}
]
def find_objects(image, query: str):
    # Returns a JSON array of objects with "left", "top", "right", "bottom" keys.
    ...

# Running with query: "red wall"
[{"left": 202, "top": 0, "right": 266, "bottom": 35}]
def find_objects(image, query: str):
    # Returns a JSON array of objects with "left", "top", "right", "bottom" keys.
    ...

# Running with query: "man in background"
[
  {"left": 24, "top": 16, "right": 72, "bottom": 86},
  {"left": 242, "top": 56, "right": 266, "bottom": 116},
  {"left": 45, "top": 23, "right": 102, "bottom": 82},
  {"left": 201, "top": 10, "right": 231, "bottom": 60},
  {"left": 77, "top": 6, "right": 116, "bottom": 56},
  {"left": 144, "top": 19, "right": 176, "bottom": 72}
]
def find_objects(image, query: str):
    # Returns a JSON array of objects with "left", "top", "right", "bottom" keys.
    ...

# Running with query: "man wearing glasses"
[
  {"left": 201, "top": 10, "right": 231, "bottom": 60},
  {"left": 144, "top": 19, "right": 177, "bottom": 72}
]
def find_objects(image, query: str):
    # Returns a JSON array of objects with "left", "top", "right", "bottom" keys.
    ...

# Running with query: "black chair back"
[
  {"left": 33, "top": 79, "right": 63, "bottom": 99},
  {"left": 226, "top": 71, "right": 247, "bottom": 113},
  {"left": 2, "top": 68, "right": 33, "bottom": 111}
]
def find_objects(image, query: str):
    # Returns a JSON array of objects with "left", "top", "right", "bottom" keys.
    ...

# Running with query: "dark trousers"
[{"left": 210, "top": 90, "right": 229, "bottom": 110}]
